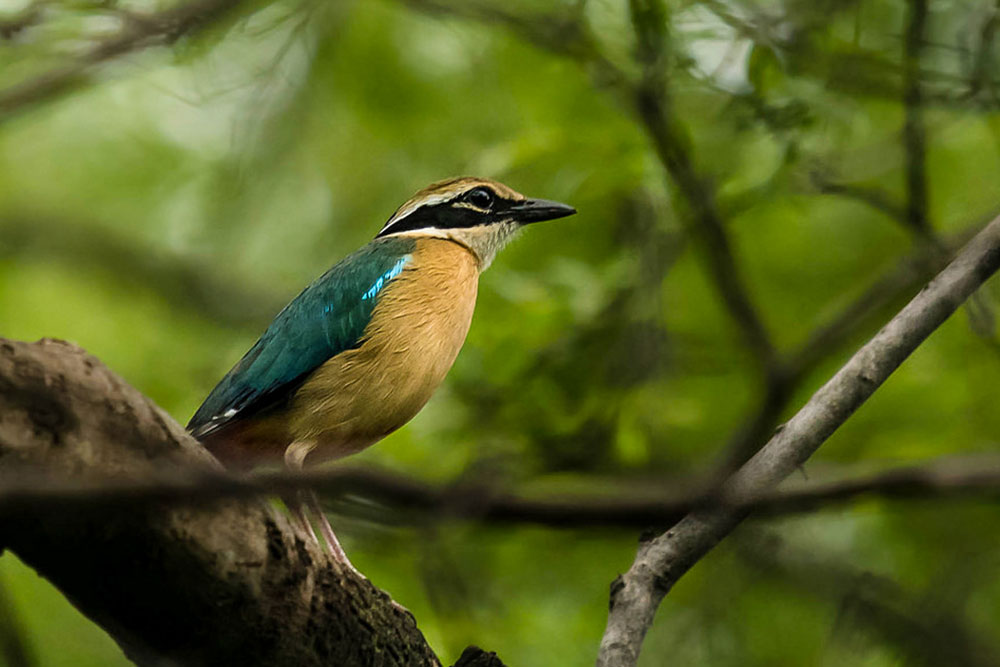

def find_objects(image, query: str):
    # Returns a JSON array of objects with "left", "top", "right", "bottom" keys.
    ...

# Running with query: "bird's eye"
[{"left": 465, "top": 187, "right": 494, "bottom": 209}]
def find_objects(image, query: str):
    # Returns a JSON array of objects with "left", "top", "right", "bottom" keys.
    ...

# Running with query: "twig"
[
  {"left": 964, "top": 1, "right": 1000, "bottom": 101},
  {"left": 8, "top": 451, "right": 1000, "bottom": 528},
  {"left": 903, "top": 0, "right": 932, "bottom": 238},
  {"left": 810, "top": 174, "right": 909, "bottom": 224},
  {"left": 0, "top": 215, "right": 286, "bottom": 329},
  {"left": 711, "top": 224, "right": 976, "bottom": 476},
  {"left": 737, "top": 531, "right": 1000, "bottom": 667},
  {"left": 0, "top": 0, "right": 254, "bottom": 121},
  {"left": 596, "top": 212, "right": 1000, "bottom": 667},
  {"left": 0, "top": 0, "right": 46, "bottom": 40},
  {"left": 787, "top": 226, "right": 976, "bottom": 376},
  {"left": 633, "top": 63, "right": 778, "bottom": 369},
  {"left": 402, "top": 0, "right": 779, "bottom": 371},
  {"left": 629, "top": 0, "right": 778, "bottom": 370}
]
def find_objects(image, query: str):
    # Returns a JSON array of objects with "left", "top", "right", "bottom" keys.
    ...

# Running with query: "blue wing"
[{"left": 187, "top": 236, "right": 416, "bottom": 439}]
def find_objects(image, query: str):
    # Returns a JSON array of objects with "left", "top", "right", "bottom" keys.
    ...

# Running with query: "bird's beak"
[{"left": 509, "top": 198, "right": 577, "bottom": 224}]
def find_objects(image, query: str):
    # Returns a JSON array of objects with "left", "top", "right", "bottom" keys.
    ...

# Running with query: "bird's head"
[{"left": 376, "top": 177, "right": 576, "bottom": 269}]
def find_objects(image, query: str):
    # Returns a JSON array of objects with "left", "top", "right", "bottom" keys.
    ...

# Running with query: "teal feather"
[{"left": 187, "top": 236, "right": 416, "bottom": 438}]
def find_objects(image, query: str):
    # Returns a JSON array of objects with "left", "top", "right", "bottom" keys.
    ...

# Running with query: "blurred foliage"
[{"left": 2, "top": 0, "right": 1000, "bottom": 665}]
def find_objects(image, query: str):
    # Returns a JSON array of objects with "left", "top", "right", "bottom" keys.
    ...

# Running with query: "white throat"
[{"left": 391, "top": 222, "right": 521, "bottom": 271}]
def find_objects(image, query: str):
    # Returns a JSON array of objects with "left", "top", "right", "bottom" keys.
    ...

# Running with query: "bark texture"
[{"left": 0, "top": 337, "right": 475, "bottom": 666}]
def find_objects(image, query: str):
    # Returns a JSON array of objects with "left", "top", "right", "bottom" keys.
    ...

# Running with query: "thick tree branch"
[
  {"left": 0, "top": 338, "right": 504, "bottom": 667},
  {"left": 596, "top": 213, "right": 1000, "bottom": 667}
]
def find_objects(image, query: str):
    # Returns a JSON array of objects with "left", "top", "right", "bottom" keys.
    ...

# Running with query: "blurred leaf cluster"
[{"left": 2, "top": 0, "right": 1000, "bottom": 665}]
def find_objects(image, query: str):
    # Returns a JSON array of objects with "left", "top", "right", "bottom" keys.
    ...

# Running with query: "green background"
[{"left": 1, "top": 0, "right": 1000, "bottom": 665}]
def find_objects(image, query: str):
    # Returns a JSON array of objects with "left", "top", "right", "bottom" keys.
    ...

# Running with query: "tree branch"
[
  {"left": 596, "top": 212, "right": 1000, "bottom": 667},
  {"left": 0, "top": 337, "right": 504, "bottom": 667},
  {"left": 9, "top": 450, "right": 1000, "bottom": 530},
  {"left": 0, "top": 215, "right": 286, "bottom": 329},
  {"left": 809, "top": 173, "right": 909, "bottom": 225},
  {"left": 0, "top": 0, "right": 45, "bottom": 40},
  {"left": 737, "top": 531, "right": 1000, "bottom": 667},
  {"left": 903, "top": 0, "right": 932, "bottom": 238},
  {"left": 711, "top": 224, "right": 976, "bottom": 476},
  {"left": 0, "top": 0, "right": 257, "bottom": 122},
  {"left": 7, "top": 339, "right": 1000, "bottom": 667},
  {"left": 402, "top": 0, "right": 779, "bottom": 371}
]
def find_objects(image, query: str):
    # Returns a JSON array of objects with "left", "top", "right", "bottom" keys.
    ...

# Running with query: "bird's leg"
[
  {"left": 282, "top": 443, "right": 322, "bottom": 545},
  {"left": 282, "top": 491, "right": 320, "bottom": 545},
  {"left": 307, "top": 489, "right": 414, "bottom": 614},
  {"left": 303, "top": 488, "right": 363, "bottom": 577},
  {"left": 285, "top": 441, "right": 361, "bottom": 576},
  {"left": 285, "top": 444, "right": 412, "bottom": 615}
]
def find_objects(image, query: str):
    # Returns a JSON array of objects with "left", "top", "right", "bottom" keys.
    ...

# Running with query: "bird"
[{"left": 187, "top": 176, "right": 576, "bottom": 571}]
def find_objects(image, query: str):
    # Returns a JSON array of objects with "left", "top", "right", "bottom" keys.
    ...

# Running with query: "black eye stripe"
[
  {"left": 378, "top": 201, "right": 490, "bottom": 236},
  {"left": 378, "top": 189, "right": 516, "bottom": 237}
]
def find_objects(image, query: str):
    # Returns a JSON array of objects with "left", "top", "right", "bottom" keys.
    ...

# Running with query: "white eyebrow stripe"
[{"left": 383, "top": 227, "right": 453, "bottom": 239}]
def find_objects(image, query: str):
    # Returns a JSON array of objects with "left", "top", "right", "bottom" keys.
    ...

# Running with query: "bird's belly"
[{"left": 289, "top": 239, "right": 479, "bottom": 464}]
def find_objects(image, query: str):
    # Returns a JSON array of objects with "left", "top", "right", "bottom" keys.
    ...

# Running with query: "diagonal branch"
[
  {"left": 710, "top": 223, "right": 976, "bottom": 477},
  {"left": 633, "top": 79, "right": 778, "bottom": 367},
  {"left": 401, "top": 0, "right": 779, "bottom": 370},
  {"left": 809, "top": 173, "right": 909, "bottom": 225},
  {"left": 0, "top": 0, "right": 257, "bottom": 122},
  {"left": 629, "top": 0, "right": 777, "bottom": 368},
  {"left": 596, "top": 212, "right": 1000, "bottom": 667},
  {"left": 0, "top": 215, "right": 286, "bottom": 329}
]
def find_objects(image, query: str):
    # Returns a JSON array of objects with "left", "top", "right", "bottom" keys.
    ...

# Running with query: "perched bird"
[{"left": 187, "top": 177, "right": 575, "bottom": 569}]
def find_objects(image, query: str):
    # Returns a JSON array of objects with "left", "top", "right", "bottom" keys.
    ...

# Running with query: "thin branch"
[
  {"left": 8, "top": 446, "right": 1000, "bottom": 529},
  {"left": 786, "top": 226, "right": 976, "bottom": 376},
  {"left": 630, "top": 0, "right": 778, "bottom": 369},
  {"left": 964, "top": 1, "right": 1000, "bottom": 101},
  {"left": 0, "top": 0, "right": 256, "bottom": 122},
  {"left": 402, "top": 0, "right": 779, "bottom": 371},
  {"left": 0, "top": 0, "right": 46, "bottom": 40},
  {"left": 633, "top": 69, "right": 779, "bottom": 369},
  {"left": 400, "top": 0, "right": 624, "bottom": 87},
  {"left": 737, "top": 531, "right": 1000, "bottom": 667},
  {"left": 903, "top": 0, "right": 932, "bottom": 237},
  {"left": 810, "top": 173, "right": 909, "bottom": 225},
  {"left": 712, "top": 224, "right": 976, "bottom": 476},
  {"left": 596, "top": 212, "right": 1000, "bottom": 667},
  {"left": 0, "top": 215, "right": 286, "bottom": 329}
]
